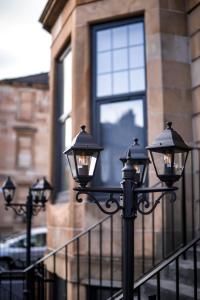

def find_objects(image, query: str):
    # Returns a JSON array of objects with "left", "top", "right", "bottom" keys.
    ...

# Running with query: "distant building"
[{"left": 0, "top": 73, "right": 50, "bottom": 237}]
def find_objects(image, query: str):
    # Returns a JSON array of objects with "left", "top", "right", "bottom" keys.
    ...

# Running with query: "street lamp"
[
  {"left": 64, "top": 123, "right": 191, "bottom": 300},
  {"left": 147, "top": 121, "right": 191, "bottom": 187},
  {"left": 1, "top": 177, "right": 53, "bottom": 267}
]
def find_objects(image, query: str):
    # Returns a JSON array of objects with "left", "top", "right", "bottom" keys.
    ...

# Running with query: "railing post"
[
  {"left": 24, "top": 268, "right": 35, "bottom": 300},
  {"left": 26, "top": 190, "right": 33, "bottom": 267},
  {"left": 181, "top": 169, "right": 187, "bottom": 248}
]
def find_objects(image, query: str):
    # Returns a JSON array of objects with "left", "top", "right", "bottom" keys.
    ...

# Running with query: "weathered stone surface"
[
  {"left": 185, "top": 0, "right": 200, "bottom": 12},
  {"left": 162, "top": 61, "right": 191, "bottom": 89},
  {"left": 0, "top": 79, "right": 49, "bottom": 237},
  {"left": 192, "top": 86, "right": 200, "bottom": 113},
  {"left": 160, "top": 0, "right": 185, "bottom": 11},
  {"left": 188, "top": 4, "right": 200, "bottom": 35},
  {"left": 190, "top": 31, "right": 200, "bottom": 60},
  {"left": 191, "top": 59, "right": 200, "bottom": 88},
  {"left": 160, "top": 9, "right": 187, "bottom": 36},
  {"left": 161, "top": 34, "right": 189, "bottom": 63}
]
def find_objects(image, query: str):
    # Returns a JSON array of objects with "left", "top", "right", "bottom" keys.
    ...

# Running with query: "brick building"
[
  {"left": 36, "top": 0, "right": 200, "bottom": 298},
  {"left": 0, "top": 73, "right": 50, "bottom": 237}
]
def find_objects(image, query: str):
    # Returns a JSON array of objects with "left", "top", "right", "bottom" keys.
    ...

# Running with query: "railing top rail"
[
  {"left": 134, "top": 235, "right": 200, "bottom": 288},
  {"left": 109, "top": 235, "right": 200, "bottom": 300},
  {"left": 24, "top": 214, "right": 111, "bottom": 272}
]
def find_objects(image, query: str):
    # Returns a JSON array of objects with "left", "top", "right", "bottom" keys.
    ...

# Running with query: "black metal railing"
[
  {"left": 0, "top": 148, "right": 200, "bottom": 300},
  {"left": 109, "top": 235, "right": 200, "bottom": 300}
]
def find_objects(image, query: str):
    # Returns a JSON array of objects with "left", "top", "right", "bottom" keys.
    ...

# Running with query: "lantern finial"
[
  {"left": 80, "top": 125, "right": 86, "bottom": 132},
  {"left": 166, "top": 121, "right": 172, "bottom": 129}
]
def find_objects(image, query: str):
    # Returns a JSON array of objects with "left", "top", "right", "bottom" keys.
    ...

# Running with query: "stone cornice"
[{"left": 39, "top": 0, "right": 68, "bottom": 32}]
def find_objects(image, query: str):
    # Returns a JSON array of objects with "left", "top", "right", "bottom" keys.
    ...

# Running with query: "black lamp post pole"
[
  {"left": 26, "top": 190, "right": 33, "bottom": 267},
  {"left": 122, "top": 157, "right": 137, "bottom": 300}
]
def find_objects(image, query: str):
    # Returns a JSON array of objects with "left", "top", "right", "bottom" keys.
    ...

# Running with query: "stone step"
[
  {"left": 143, "top": 279, "right": 200, "bottom": 300},
  {"left": 186, "top": 245, "right": 200, "bottom": 260},
  {"left": 162, "top": 258, "right": 200, "bottom": 286}
]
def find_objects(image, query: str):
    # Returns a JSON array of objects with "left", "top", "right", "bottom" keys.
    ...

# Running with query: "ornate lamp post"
[
  {"left": 1, "top": 177, "right": 53, "bottom": 267},
  {"left": 64, "top": 123, "right": 191, "bottom": 300}
]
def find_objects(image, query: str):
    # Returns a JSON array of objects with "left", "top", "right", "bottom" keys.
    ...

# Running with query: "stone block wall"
[{"left": 0, "top": 76, "right": 50, "bottom": 237}]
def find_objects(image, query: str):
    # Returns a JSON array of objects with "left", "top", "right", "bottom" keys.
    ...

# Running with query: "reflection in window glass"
[
  {"left": 113, "top": 48, "right": 128, "bottom": 71},
  {"left": 130, "top": 69, "right": 145, "bottom": 92},
  {"left": 129, "top": 45, "right": 144, "bottom": 68},
  {"left": 98, "top": 74, "right": 112, "bottom": 96},
  {"left": 98, "top": 51, "right": 112, "bottom": 74},
  {"left": 113, "top": 71, "right": 129, "bottom": 94},
  {"left": 97, "top": 29, "right": 111, "bottom": 51},
  {"left": 96, "top": 21, "right": 145, "bottom": 97},
  {"left": 129, "top": 23, "right": 144, "bottom": 46},
  {"left": 113, "top": 26, "right": 128, "bottom": 48},
  {"left": 57, "top": 47, "right": 72, "bottom": 194},
  {"left": 100, "top": 100, "right": 144, "bottom": 186}
]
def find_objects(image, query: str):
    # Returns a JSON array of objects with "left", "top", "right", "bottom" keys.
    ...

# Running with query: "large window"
[
  {"left": 54, "top": 46, "right": 72, "bottom": 198},
  {"left": 92, "top": 18, "right": 146, "bottom": 187}
]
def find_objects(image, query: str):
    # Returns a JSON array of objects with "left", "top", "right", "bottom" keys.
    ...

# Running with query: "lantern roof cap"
[
  {"left": 2, "top": 176, "right": 16, "bottom": 191},
  {"left": 120, "top": 138, "right": 150, "bottom": 163},
  {"left": 64, "top": 125, "right": 103, "bottom": 154},
  {"left": 31, "top": 177, "right": 53, "bottom": 191},
  {"left": 146, "top": 122, "right": 192, "bottom": 152}
]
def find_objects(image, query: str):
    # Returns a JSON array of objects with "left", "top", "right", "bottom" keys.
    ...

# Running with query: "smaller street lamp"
[
  {"left": 1, "top": 176, "right": 53, "bottom": 268},
  {"left": 147, "top": 122, "right": 191, "bottom": 187},
  {"left": 31, "top": 177, "right": 53, "bottom": 206},
  {"left": 64, "top": 125, "right": 103, "bottom": 187}
]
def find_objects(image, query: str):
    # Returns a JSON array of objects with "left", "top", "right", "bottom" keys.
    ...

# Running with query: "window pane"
[
  {"left": 97, "top": 51, "right": 112, "bottom": 74},
  {"left": 130, "top": 69, "right": 145, "bottom": 92},
  {"left": 129, "top": 45, "right": 144, "bottom": 68},
  {"left": 63, "top": 50, "right": 72, "bottom": 116},
  {"left": 113, "top": 71, "right": 129, "bottom": 94},
  {"left": 64, "top": 118, "right": 72, "bottom": 148},
  {"left": 97, "top": 74, "right": 112, "bottom": 97},
  {"left": 99, "top": 100, "right": 144, "bottom": 186},
  {"left": 57, "top": 46, "right": 73, "bottom": 195},
  {"left": 96, "top": 21, "right": 145, "bottom": 97},
  {"left": 129, "top": 23, "right": 144, "bottom": 46},
  {"left": 113, "top": 26, "right": 128, "bottom": 48},
  {"left": 97, "top": 29, "right": 111, "bottom": 51},
  {"left": 113, "top": 48, "right": 128, "bottom": 71}
]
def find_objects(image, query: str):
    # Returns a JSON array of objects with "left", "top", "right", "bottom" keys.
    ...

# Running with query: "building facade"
[
  {"left": 0, "top": 73, "right": 50, "bottom": 237},
  {"left": 39, "top": 0, "right": 200, "bottom": 298}
]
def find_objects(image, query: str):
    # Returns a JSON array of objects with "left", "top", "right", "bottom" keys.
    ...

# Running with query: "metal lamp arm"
[
  {"left": 137, "top": 190, "right": 177, "bottom": 215},
  {"left": 75, "top": 190, "right": 122, "bottom": 215},
  {"left": 5, "top": 203, "right": 46, "bottom": 217}
]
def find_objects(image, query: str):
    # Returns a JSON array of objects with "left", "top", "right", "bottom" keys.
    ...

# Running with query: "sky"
[{"left": 0, "top": 0, "right": 51, "bottom": 80}]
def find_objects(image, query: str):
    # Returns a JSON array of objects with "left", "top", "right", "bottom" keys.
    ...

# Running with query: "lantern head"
[
  {"left": 64, "top": 125, "right": 103, "bottom": 187},
  {"left": 1, "top": 177, "right": 16, "bottom": 204},
  {"left": 146, "top": 122, "right": 191, "bottom": 187},
  {"left": 31, "top": 177, "right": 53, "bottom": 205},
  {"left": 120, "top": 138, "right": 150, "bottom": 187}
]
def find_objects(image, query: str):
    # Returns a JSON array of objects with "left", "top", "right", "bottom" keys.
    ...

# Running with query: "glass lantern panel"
[
  {"left": 151, "top": 151, "right": 187, "bottom": 176},
  {"left": 42, "top": 189, "right": 51, "bottom": 201},
  {"left": 76, "top": 152, "right": 98, "bottom": 176},
  {"left": 173, "top": 152, "right": 187, "bottom": 176},
  {"left": 3, "top": 189, "right": 14, "bottom": 201},
  {"left": 68, "top": 153, "right": 77, "bottom": 178},
  {"left": 133, "top": 163, "right": 143, "bottom": 184},
  {"left": 151, "top": 152, "right": 167, "bottom": 175}
]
